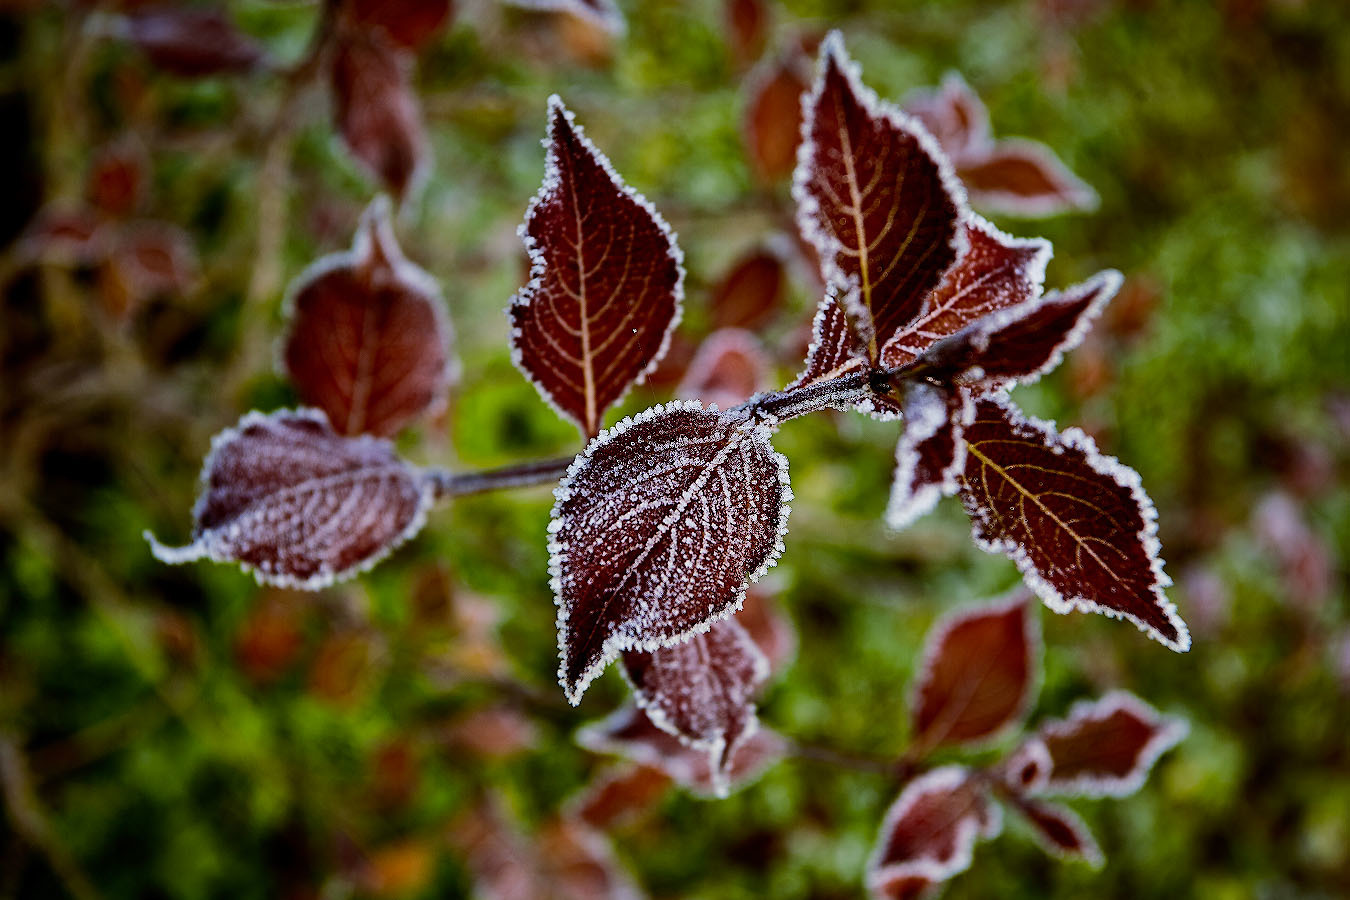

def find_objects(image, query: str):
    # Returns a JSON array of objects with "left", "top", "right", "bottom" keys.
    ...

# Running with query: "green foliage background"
[{"left": 2, "top": 0, "right": 1349, "bottom": 898}]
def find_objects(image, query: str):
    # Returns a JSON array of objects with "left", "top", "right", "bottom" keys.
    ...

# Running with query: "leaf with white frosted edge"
[
  {"left": 676, "top": 328, "right": 770, "bottom": 411},
  {"left": 909, "top": 592, "right": 1039, "bottom": 753},
  {"left": 885, "top": 382, "right": 974, "bottom": 531},
  {"left": 145, "top": 410, "right": 432, "bottom": 589},
  {"left": 788, "top": 289, "right": 867, "bottom": 390},
  {"left": 999, "top": 737, "right": 1053, "bottom": 794},
  {"left": 958, "top": 140, "right": 1099, "bottom": 218},
  {"left": 510, "top": 96, "right": 685, "bottom": 438},
  {"left": 958, "top": 395, "right": 1190, "bottom": 651},
  {"left": 793, "top": 31, "right": 967, "bottom": 361},
  {"left": 330, "top": 27, "right": 428, "bottom": 201},
  {"left": 1007, "top": 796, "right": 1103, "bottom": 866},
  {"left": 743, "top": 41, "right": 814, "bottom": 184},
  {"left": 621, "top": 617, "right": 769, "bottom": 780},
  {"left": 879, "top": 216, "right": 1051, "bottom": 370},
  {"left": 576, "top": 703, "right": 786, "bottom": 798},
  {"left": 866, "top": 767, "right": 1001, "bottom": 900},
  {"left": 901, "top": 72, "right": 992, "bottom": 165},
  {"left": 502, "top": 0, "right": 625, "bottom": 35},
  {"left": 281, "top": 197, "right": 453, "bottom": 438},
  {"left": 567, "top": 764, "right": 672, "bottom": 830},
  {"left": 1031, "top": 691, "right": 1188, "bottom": 798},
  {"left": 907, "top": 270, "right": 1121, "bottom": 393},
  {"left": 550, "top": 402, "right": 791, "bottom": 705}
]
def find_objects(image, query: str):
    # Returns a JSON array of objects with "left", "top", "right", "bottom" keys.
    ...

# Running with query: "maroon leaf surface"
[
  {"left": 282, "top": 198, "right": 452, "bottom": 437},
  {"left": 910, "top": 592, "right": 1038, "bottom": 752},
  {"left": 902, "top": 73, "right": 991, "bottom": 165},
  {"left": 343, "top": 0, "right": 453, "bottom": 50},
  {"left": 123, "top": 7, "right": 267, "bottom": 77},
  {"left": 1007, "top": 796, "right": 1102, "bottom": 865},
  {"left": 866, "top": 767, "right": 1001, "bottom": 899},
  {"left": 709, "top": 247, "right": 786, "bottom": 331},
  {"left": 736, "top": 587, "right": 797, "bottom": 675},
  {"left": 330, "top": 28, "right": 428, "bottom": 200},
  {"left": 146, "top": 410, "right": 432, "bottom": 588},
  {"left": 510, "top": 97, "right": 685, "bottom": 438},
  {"left": 879, "top": 216, "right": 1050, "bottom": 370},
  {"left": 789, "top": 290, "right": 867, "bottom": 389},
  {"left": 675, "top": 329, "right": 770, "bottom": 410},
  {"left": 743, "top": 45, "right": 812, "bottom": 184},
  {"left": 724, "top": 0, "right": 770, "bottom": 69},
  {"left": 959, "top": 142, "right": 1099, "bottom": 218},
  {"left": 87, "top": 141, "right": 147, "bottom": 218},
  {"left": 793, "top": 32, "right": 965, "bottom": 359},
  {"left": 885, "top": 382, "right": 973, "bottom": 530},
  {"left": 621, "top": 618, "right": 769, "bottom": 777},
  {"left": 503, "top": 0, "right": 625, "bottom": 35},
  {"left": 1031, "top": 691, "right": 1187, "bottom": 797},
  {"left": 577, "top": 704, "right": 786, "bottom": 798},
  {"left": 958, "top": 395, "right": 1190, "bottom": 651},
  {"left": 549, "top": 403, "right": 790, "bottom": 704},
  {"left": 568, "top": 764, "right": 672, "bottom": 829}
]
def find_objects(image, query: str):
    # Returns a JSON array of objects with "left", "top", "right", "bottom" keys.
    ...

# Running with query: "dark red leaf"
[
  {"left": 958, "top": 140, "right": 1098, "bottom": 218},
  {"left": 910, "top": 270, "right": 1120, "bottom": 391},
  {"left": 999, "top": 738, "right": 1053, "bottom": 794},
  {"left": 282, "top": 198, "right": 453, "bottom": 437},
  {"left": 735, "top": 587, "right": 797, "bottom": 675},
  {"left": 885, "top": 383, "right": 973, "bottom": 530},
  {"left": 879, "top": 216, "right": 1050, "bottom": 370},
  {"left": 442, "top": 706, "right": 539, "bottom": 760},
  {"left": 1032, "top": 691, "right": 1187, "bottom": 796},
  {"left": 344, "top": 0, "right": 454, "bottom": 50},
  {"left": 568, "top": 764, "right": 672, "bottom": 829},
  {"left": 123, "top": 7, "right": 267, "bottom": 77},
  {"left": 146, "top": 409, "right": 432, "bottom": 588},
  {"left": 18, "top": 207, "right": 111, "bottom": 266},
  {"left": 794, "top": 32, "right": 965, "bottom": 360},
  {"left": 621, "top": 618, "right": 769, "bottom": 783},
  {"left": 789, "top": 290, "right": 867, "bottom": 390},
  {"left": 866, "top": 767, "right": 1000, "bottom": 898},
  {"left": 675, "top": 329, "right": 770, "bottom": 410},
  {"left": 107, "top": 220, "right": 198, "bottom": 299},
  {"left": 958, "top": 395, "right": 1190, "bottom": 651},
  {"left": 330, "top": 28, "right": 428, "bottom": 200},
  {"left": 743, "top": 47, "right": 812, "bottom": 184},
  {"left": 87, "top": 141, "right": 146, "bottom": 218},
  {"left": 902, "top": 73, "right": 991, "bottom": 165},
  {"left": 1007, "top": 796, "right": 1102, "bottom": 865},
  {"left": 724, "top": 0, "right": 770, "bottom": 69},
  {"left": 549, "top": 403, "right": 790, "bottom": 703},
  {"left": 503, "top": 0, "right": 625, "bottom": 35},
  {"left": 709, "top": 247, "right": 786, "bottom": 331},
  {"left": 510, "top": 97, "right": 685, "bottom": 438},
  {"left": 577, "top": 703, "right": 786, "bottom": 798},
  {"left": 909, "top": 592, "right": 1038, "bottom": 752}
]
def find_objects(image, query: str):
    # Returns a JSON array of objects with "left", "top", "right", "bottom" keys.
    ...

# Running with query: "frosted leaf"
[
  {"left": 866, "top": 767, "right": 1000, "bottom": 900},
  {"left": 885, "top": 382, "right": 973, "bottom": 531},
  {"left": 793, "top": 32, "right": 966, "bottom": 360},
  {"left": 121, "top": 7, "right": 267, "bottom": 77},
  {"left": 568, "top": 764, "right": 672, "bottom": 829},
  {"left": 330, "top": 27, "right": 428, "bottom": 201},
  {"left": 901, "top": 73, "right": 991, "bottom": 165},
  {"left": 910, "top": 270, "right": 1121, "bottom": 392},
  {"left": 1007, "top": 796, "right": 1102, "bottom": 866},
  {"left": 1030, "top": 691, "right": 1188, "bottom": 798},
  {"left": 282, "top": 197, "right": 453, "bottom": 437},
  {"left": 675, "top": 328, "right": 770, "bottom": 410},
  {"left": 742, "top": 40, "right": 814, "bottom": 184},
  {"left": 959, "top": 395, "right": 1190, "bottom": 651},
  {"left": 958, "top": 141, "right": 1099, "bottom": 218},
  {"left": 550, "top": 402, "right": 791, "bottom": 704},
  {"left": 999, "top": 738, "right": 1052, "bottom": 794},
  {"left": 576, "top": 703, "right": 786, "bottom": 798},
  {"left": 145, "top": 409, "right": 432, "bottom": 589},
  {"left": 621, "top": 617, "right": 769, "bottom": 780},
  {"left": 909, "top": 592, "right": 1039, "bottom": 753},
  {"left": 788, "top": 289, "right": 867, "bottom": 390},
  {"left": 342, "top": 0, "right": 453, "bottom": 50},
  {"left": 510, "top": 97, "right": 684, "bottom": 438},
  {"left": 709, "top": 247, "right": 787, "bottom": 331},
  {"left": 880, "top": 216, "right": 1051, "bottom": 370}
]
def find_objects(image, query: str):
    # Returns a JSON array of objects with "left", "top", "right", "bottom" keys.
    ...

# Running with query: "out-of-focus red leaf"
[
  {"left": 550, "top": 404, "right": 788, "bottom": 704},
  {"left": 902, "top": 73, "right": 991, "bottom": 164},
  {"left": 957, "top": 141, "right": 1098, "bottom": 218},
  {"left": 502, "top": 0, "right": 625, "bottom": 36},
  {"left": 640, "top": 331, "right": 698, "bottom": 392},
  {"left": 87, "top": 141, "right": 146, "bottom": 218},
  {"left": 866, "top": 767, "right": 1000, "bottom": 899},
  {"left": 795, "top": 33, "right": 965, "bottom": 359},
  {"left": 102, "top": 221, "right": 198, "bottom": 319},
  {"left": 509, "top": 97, "right": 684, "bottom": 438},
  {"left": 442, "top": 706, "right": 539, "bottom": 760},
  {"left": 146, "top": 410, "right": 434, "bottom": 589},
  {"left": 709, "top": 247, "right": 787, "bottom": 331},
  {"left": 1252, "top": 491, "right": 1334, "bottom": 609},
  {"left": 735, "top": 586, "right": 796, "bottom": 676},
  {"left": 123, "top": 7, "right": 267, "bottom": 77},
  {"left": 308, "top": 629, "right": 382, "bottom": 705},
  {"left": 958, "top": 395, "right": 1191, "bottom": 651},
  {"left": 282, "top": 197, "right": 453, "bottom": 437},
  {"left": 344, "top": 0, "right": 454, "bottom": 51},
  {"left": 568, "top": 765, "right": 672, "bottom": 829},
  {"left": 743, "top": 46, "right": 812, "bottom": 184},
  {"left": 675, "top": 329, "right": 770, "bottom": 410},
  {"left": 1031, "top": 690, "right": 1187, "bottom": 797},
  {"left": 368, "top": 738, "right": 421, "bottom": 811},
  {"left": 724, "top": 0, "right": 770, "bottom": 69},
  {"left": 1006, "top": 795, "right": 1102, "bottom": 865},
  {"left": 910, "top": 592, "right": 1038, "bottom": 752},
  {"left": 233, "top": 591, "right": 307, "bottom": 686},
  {"left": 330, "top": 28, "right": 429, "bottom": 200},
  {"left": 18, "top": 207, "right": 110, "bottom": 266}
]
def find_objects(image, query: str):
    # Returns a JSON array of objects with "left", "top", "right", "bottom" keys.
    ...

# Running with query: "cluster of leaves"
[{"left": 140, "top": 12, "right": 1196, "bottom": 897}]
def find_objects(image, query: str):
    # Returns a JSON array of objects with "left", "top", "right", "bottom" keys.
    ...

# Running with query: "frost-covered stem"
[
  {"left": 736, "top": 363, "right": 929, "bottom": 424},
  {"left": 427, "top": 457, "right": 575, "bottom": 499}
]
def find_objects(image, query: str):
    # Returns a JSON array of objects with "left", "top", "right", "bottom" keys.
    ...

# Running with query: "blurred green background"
[{"left": 2, "top": 0, "right": 1349, "bottom": 897}]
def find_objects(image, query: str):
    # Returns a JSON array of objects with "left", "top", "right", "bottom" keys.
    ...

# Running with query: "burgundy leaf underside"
[
  {"left": 910, "top": 593, "right": 1037, "bottom": 752},
  {"left": 1008, "top": 796, "right": 1102, "bottom": 864},
  {"left": 146, "top": 410, "right": 430, "bottom": 589},
  {"left": 676, "top": 328, "right": 770, "bottom": 410},
  {"left": 283, "top": 198, "right": 451, "bottom": 437},
  {"left": 550, "top": 404, "right": 789, "bottom": 704},
  {"left": 794, "top": 33, "right": 964, "bottom": 360},
  {"left": 1033, "top": 691, "right": 1187, "bottom": 796},
  {"left": 958, "top": 396, "right": 1189, "bottom": 651},
  {"left": 511, "top": 97, "right": 683, "bottom": 438},
  {"left": 885, "top": 382, "right": 973, "bottom": 530}
]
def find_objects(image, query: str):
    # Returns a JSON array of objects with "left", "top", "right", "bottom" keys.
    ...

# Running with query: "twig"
[{"left": 426, "top": 457, "right": 575, "bottom": 498}]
